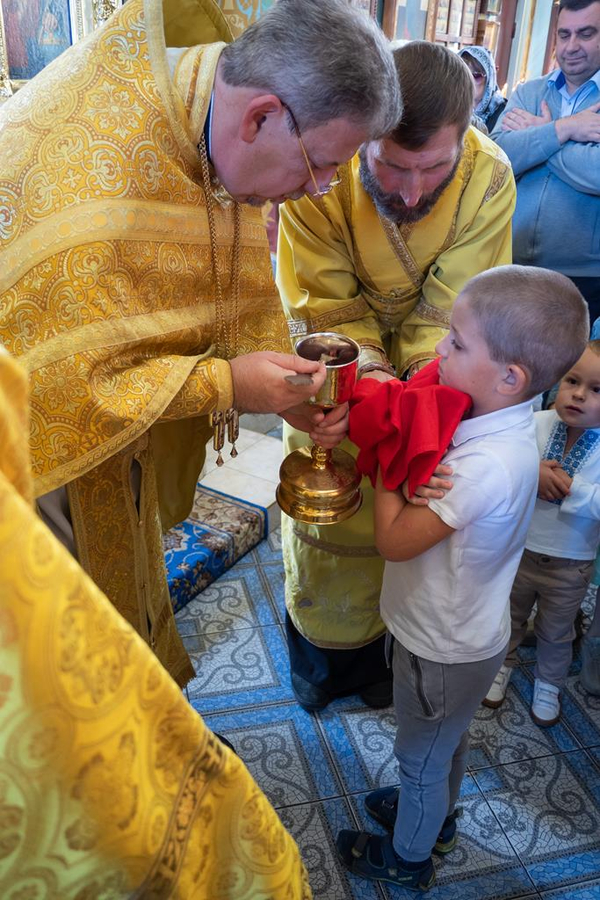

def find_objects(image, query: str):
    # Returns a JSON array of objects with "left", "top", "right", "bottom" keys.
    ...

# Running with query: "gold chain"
[
  {"left": 198, "top": 136, "right": 242, "bottom": 359},
  {"left": 198, "top": 136, "right": 242, "bottom": 465}
]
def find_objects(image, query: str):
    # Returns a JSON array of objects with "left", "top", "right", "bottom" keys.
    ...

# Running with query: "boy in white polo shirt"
[{"left": 336, "top": 265, "right": 589, "bottom": 892}]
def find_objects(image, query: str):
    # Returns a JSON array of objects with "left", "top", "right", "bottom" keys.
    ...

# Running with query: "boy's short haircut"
[
  {"left": 463, "top": 265, "right": 589, "bottom": 397},
  {"left": 588, "top": 339, "right": 600, "bottom": 357}
]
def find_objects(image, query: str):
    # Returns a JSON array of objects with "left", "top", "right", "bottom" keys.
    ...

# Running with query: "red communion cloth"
[{"left": 348, "top": 359, "right": 472, "bottom": 495}]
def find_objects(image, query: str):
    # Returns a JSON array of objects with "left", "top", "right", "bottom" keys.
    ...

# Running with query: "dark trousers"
[
  {"left": 569, "top": 276, "right": 600, "bottom": 329},
  {"left": 285, "top": 613, "right": 391, "bottom": 696}
]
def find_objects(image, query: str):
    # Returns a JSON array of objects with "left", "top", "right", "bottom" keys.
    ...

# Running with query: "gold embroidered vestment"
[
  {"left": 0, "top": 0, "right": 290, "bottom": 682},
  {"left": 0, "top": 350, "right": 311, "bottom": 899}
]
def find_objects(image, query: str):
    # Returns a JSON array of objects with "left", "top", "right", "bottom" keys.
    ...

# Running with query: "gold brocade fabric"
[
  {"left": 277, "top": 129, "right": 516, "bottom": 648},
  {"left": 0, "top": 353, "right": 312, "bottom": 900},
  {"left": 0, "top": 0, "right": 289, "bottom": 679},
  {"left": 0, "top": 0, "right": 288, "bottom": 497}
]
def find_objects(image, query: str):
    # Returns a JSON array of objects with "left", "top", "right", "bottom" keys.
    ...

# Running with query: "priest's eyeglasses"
[{"left": 283, "top": 103, "right": 341, "bottom": 197}]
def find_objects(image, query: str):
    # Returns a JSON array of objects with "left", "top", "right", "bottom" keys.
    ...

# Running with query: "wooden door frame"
[
  {"left": 495, "top": 0, "right": 519, "bottom": 87},
  {"left": 423, "top": 0, "right": 518, "bottom": 88},
  {"left": 425, "top": 0, "right": 482, "bottom": 44},
  {"left": 543, "top": 2, "right": 560, "bottom": 74},
  {"left": 381, "top": 0, "right": 399, "bottom": 38}
]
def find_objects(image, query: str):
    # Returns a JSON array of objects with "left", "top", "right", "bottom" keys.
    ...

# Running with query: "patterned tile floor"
[{"left": 177, "top": 531, "right": 600, "bottom": 899}]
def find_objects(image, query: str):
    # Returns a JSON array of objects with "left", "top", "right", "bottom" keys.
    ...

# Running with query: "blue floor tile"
[
  {"left": 186, "top": 623, "right": 294, "bottom": 713},
  {"left": 588, "top": 746, "right": 600, "bottom": 772},
  {"left": 468, "top": 667, "right": 579, "bottom": 770},
  {"left": 175, "top": 564, "right": 278, "bottom": 632},
  {"left": 473, "top": 751, "right": 600, "bottom": 892},
  {"left": 203, "top": 701, "right": 342, "bottom": 807},
  {"left": 279, "top": 796, "right": 384, "bottom": 900},
  {"left": 541, "top": 877, "right": 600, "bottom": 898},
  {"left": 254, "top": 527, "right": 284, "bottom": 564},
  {"left": 317, "top": 697, "right": 399, "bottom": 794},
  {"left": 558, "top": 671, "right": 600, "bottom": 750}
]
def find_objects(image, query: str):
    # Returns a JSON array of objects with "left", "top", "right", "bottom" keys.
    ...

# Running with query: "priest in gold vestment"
[
  {"left": 0, "top": 0, "right": 401, "bottom": 685},
  {"left": 0, "top": 348, "right": 312, "bottom": 900},
  {"left": 277, "top": 42, "right": 517, "bottom": 712}
]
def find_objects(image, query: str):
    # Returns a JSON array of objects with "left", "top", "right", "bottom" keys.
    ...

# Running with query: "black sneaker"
[
  {"left": 336, "top": 830, "right": 435, "bottom": 891},
  {"left": 365, "top": 786, "right": 462, "bottom": 854},
  {"left": 290, "top": 672, "right": 331, "bottom": 712}
]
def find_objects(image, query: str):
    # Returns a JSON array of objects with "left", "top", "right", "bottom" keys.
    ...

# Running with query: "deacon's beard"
[{"left": 358, "top": 146, "right": 461, "bottom": 225}]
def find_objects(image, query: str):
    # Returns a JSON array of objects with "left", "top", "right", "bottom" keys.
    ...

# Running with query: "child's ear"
[{"left": 499, "top": 363, "right": 530, "bottom": 396}]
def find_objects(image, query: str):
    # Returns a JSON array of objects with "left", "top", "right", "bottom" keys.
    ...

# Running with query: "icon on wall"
[
  {"left": 0, "top": 0, "right": 122, "bottom": 96},
  {"left": 3, "top": 0, "right": 71, "bottom": 81}
]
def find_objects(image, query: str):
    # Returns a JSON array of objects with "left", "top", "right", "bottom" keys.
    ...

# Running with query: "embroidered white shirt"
[{"left": 526, "top": 409, "right": 600, "bottom": 560}]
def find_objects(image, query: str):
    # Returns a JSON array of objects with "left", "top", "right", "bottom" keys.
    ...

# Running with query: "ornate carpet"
[{"left": 164, "top": 485, "right": 267, "bottom": 613}]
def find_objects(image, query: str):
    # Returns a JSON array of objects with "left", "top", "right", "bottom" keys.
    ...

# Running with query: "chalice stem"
[{"left": 311, "top": 442, "right": 331, "bottom": 470}]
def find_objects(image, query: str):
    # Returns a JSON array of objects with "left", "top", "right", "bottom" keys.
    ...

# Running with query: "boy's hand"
[
  {"left": 538, "top": 459, "right": 572, "bottom": 501},
  {"left": 281, "top": 402, "right": 349, "bottom": 449},
  {"left": 402, "top": 464, "right": 454, "bottom": 506}
]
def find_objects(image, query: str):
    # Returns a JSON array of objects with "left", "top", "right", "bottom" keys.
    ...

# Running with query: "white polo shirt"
[{"left": 380, "top": 400, "right": 539, "bottom": 664}]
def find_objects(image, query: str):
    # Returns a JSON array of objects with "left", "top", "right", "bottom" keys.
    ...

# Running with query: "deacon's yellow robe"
[
  {"left": 277, "top": 128, "right": 515, "bottom": 648},
  {"left": 0, "top": 0, "right": 290, "bottom": 685},
  {"left": 0, "top": 349, "right": 311, "bottom": 900}
]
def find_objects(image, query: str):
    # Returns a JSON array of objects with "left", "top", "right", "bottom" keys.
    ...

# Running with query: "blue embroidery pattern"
[{"left": 542, "top": 419, "right": 600, "bottom": 504}]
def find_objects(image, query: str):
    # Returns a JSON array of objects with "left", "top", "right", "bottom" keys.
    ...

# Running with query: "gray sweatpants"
[{"left": 391, "top": 638, "right": 507, "bottom": 862}]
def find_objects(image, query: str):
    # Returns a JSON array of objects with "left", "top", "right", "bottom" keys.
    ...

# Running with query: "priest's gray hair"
[{"left": 220, "top": 0, "right": 402, "bottom": 138}]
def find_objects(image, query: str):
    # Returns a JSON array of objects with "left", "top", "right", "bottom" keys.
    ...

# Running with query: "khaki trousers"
[{"left": 506, "top": 548, "right": 593, "bottom": 687}]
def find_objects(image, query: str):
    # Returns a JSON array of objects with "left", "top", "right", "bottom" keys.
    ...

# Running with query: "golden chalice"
[{"left": 277, "top": 332, "right": 362, "bottom": 525}]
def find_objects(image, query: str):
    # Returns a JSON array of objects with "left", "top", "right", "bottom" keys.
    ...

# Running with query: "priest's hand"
[
  {"left": 282, "top": 402, "right": 349, "bottom": 449},
  {"left": 402, "top": 464, "right": 454, "bottom": 506},
  {"left": 230, "top": 351, "right": 326, "bottom": 414}
]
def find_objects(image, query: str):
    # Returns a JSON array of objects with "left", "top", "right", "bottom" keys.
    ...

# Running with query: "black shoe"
[
  {"left": 336, "top": 830, "right": 435, "bottom": 891},
  {"left": 291, "top": 672, "right": 331, "bottom": 712},
  {"left": 360, "top": 679, "right": 393, "bottom": 709},
  {"left": 365, "top": 787, "right": 462, "bottom": 854}
]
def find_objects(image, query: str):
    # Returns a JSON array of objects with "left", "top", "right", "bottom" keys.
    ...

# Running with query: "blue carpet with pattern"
[{"left": 165, "top": 485, "right": 267, "bottom": 613}]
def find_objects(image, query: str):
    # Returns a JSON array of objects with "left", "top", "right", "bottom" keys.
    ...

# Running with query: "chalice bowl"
[{"left": 277, "top": 332, "right": 362, "bottom": 525}]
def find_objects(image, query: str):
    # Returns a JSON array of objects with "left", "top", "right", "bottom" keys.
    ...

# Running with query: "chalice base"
[{"left": 276, "top": 445, "right": 363, "bottom": 525}]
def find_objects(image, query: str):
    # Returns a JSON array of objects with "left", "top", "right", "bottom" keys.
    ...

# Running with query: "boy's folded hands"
[{"left": 537, "top": 458, "right": 572, "bottom": 502}]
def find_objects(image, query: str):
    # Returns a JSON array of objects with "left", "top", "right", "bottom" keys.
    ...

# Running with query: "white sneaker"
[
  {"left": 483, "top": 664, "right": 512, "bottom": 708},
  {"left": 531, "top": 678, "right": 560, "bottom": 727}
]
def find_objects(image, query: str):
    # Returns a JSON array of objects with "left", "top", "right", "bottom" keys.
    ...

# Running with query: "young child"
[
  {"left": 484, "top": 341, "right": 600, "bottom": 722},
  {"left": 336, "top": 265, "right": 589, "bottom": 892},
  {"left": 580, "top": 316, "right": 600, "bottom": 696}
]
